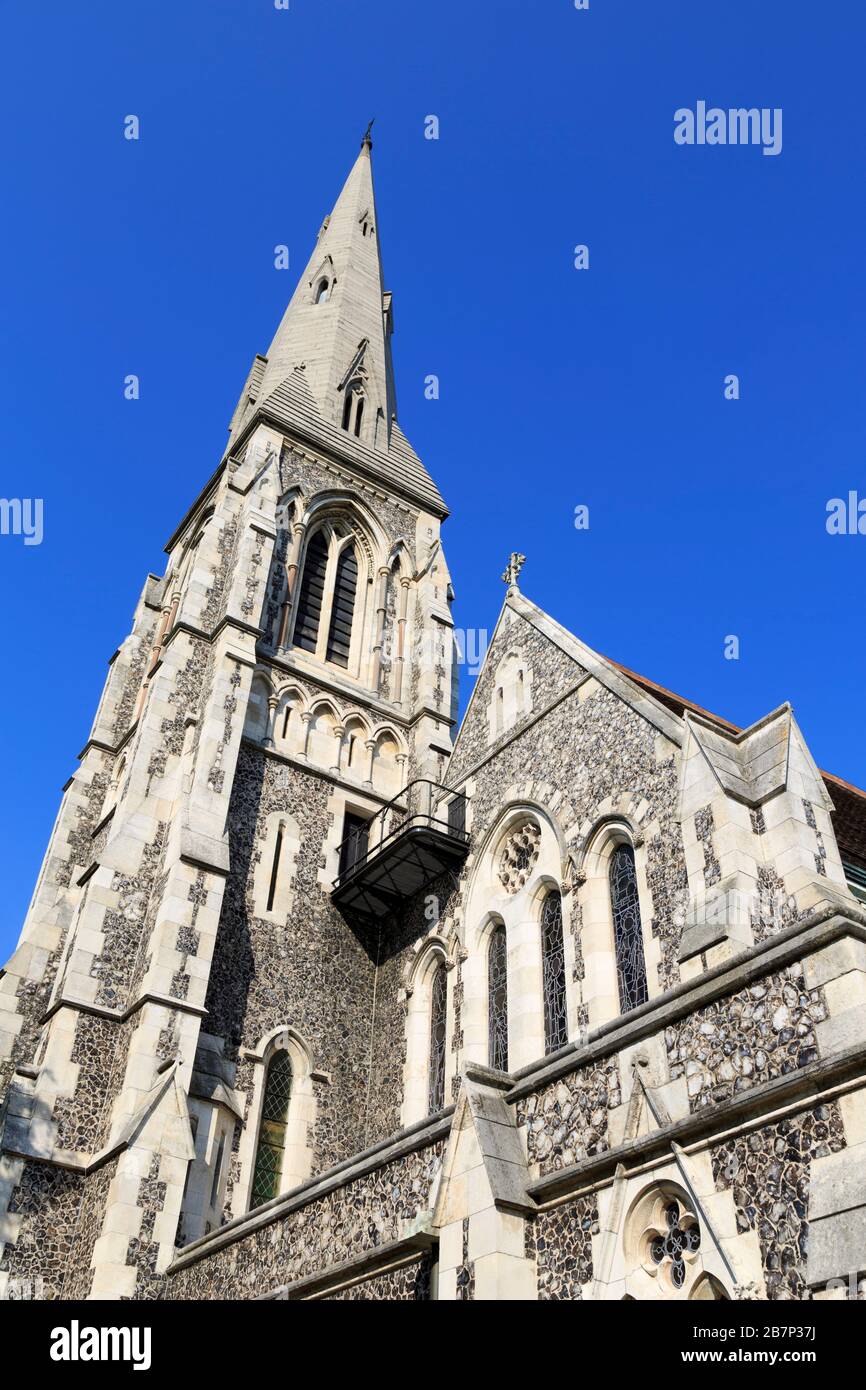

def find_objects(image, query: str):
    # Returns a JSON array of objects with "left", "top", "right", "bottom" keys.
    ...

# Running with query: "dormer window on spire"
[
  {"left": 314, "top": 278, "right": 331, "bottom": 304},
  {"left": 342, "top": 380, "right": 365, "bottom": 438}
]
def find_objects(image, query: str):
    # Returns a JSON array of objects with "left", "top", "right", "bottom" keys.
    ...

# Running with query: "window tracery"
[{"left": 497, "top": 820, "right": 541, "bottom": 894}]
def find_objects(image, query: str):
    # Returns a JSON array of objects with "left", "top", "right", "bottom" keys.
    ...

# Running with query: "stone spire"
[{"left": 256, "top": 131, "right": 398, "bottom": 446}]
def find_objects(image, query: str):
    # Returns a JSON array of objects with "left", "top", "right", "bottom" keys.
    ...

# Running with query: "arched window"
[
  {"left": 541, "top": 890, "right": 568, "bottom": 1053},
  {"left": 326, "top": 542, "right": 357, "bottom": 667},
  {"left": 315, "top": 278, "right": 330, "bottom": 303},
  {"left": 428, "top": 963, "right": 448, "bottom": 1114},
  {"left": 488, "top": 925, "right": 508, "bottom": 1071},
  {"left": 291, "top": 524, "right": 363, "bottom": 672},
  {"left": 293, "top": 529, "right": 329, "bottom": 654},
  {"left": 251, "top": 1050, "right": 292, "bottom": 1207},
  {"left": 609, "top": 843, "right": 648, "bottom": 1013}
]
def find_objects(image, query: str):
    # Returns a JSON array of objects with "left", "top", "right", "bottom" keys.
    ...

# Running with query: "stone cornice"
[
  {"left": 168, "top": 1108, "right": 454, "bottom": 1275},
  {"left": 528, "top": 1038, "right": 866, "bottom": 1207},
  {"left": 262, "top": 1229, "right": 436, "bottom": 1301},
  {"left": 506, "top": 907, "right": 866, "bottom": 1101}
]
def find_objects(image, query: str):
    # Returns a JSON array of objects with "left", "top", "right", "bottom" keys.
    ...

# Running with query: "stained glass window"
[
  {"left": 648, "top": 1199, "right": 701, "bottom": 1291},
  {"left": 488, "top": 925, "right": 508, "bottom": 1072},
  {"left": 609, "top": 843, "right": 648, "bottom": 1013},
  {"left": 251, "top": 1050, "right": 292, "bottom": 1208},
  {"left": 541, "top": 891, "right": 568, "bottom": 1054},
  {"left": 428, "top": 963, "right": 447, "bottom": 1114}
]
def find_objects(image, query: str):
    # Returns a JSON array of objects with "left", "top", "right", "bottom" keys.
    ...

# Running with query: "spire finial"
[
  {"left": 361, "top": 118, "right": 375, "bottom": 152},
  {"left": 501, "top": 552, "right": 526, "bottom": 588}
]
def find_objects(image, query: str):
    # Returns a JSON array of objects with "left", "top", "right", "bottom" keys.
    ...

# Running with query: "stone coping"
[
  {"left": 527, "top": 1038, "right": 866, "bottom": 1206},
  {"left": 168, "top": 1107, "right": 454, "bottom": 1275},
  {"left": 260, "top": 1229, "right": 436, "bottom": 1301},
  {"left": 506, "top": 907, "right": 866, "bottom": 1102}
]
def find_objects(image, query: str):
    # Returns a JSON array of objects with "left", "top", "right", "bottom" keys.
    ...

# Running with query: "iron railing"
[{"left": 333, "top": 779, "right": 468, "bottom": 891}]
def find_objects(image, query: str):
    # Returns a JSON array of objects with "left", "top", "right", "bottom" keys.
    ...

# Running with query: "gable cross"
[{"left": 501, "top": 552, "right": 526, "bottom": 587}]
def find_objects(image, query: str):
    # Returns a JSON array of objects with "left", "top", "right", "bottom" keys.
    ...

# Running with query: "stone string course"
[
  {"left": 166, "top": 1140, "right": 445, "bottom": 1300},
  {"left": 321, "top": 1252, "right": 432, "bottom": 1300}
]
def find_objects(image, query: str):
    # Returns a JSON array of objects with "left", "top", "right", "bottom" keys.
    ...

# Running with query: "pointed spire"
[{"left": 256, "top": 134, "right": 397, "bottom": 448}]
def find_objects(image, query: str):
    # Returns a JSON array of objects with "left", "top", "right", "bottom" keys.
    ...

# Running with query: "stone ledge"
[
  {"left": 527, "top": 1038, "right": 866, "bottom": 1207},
  {"left": 168, "top": 1108, "right": 454, "bottom": 1276},
  {"left": 506, "top": 907, "right": 866, "bottom": 1102},
  {"left": 677, "top": 916, "right": 731, "bottom": 964},
  {"left": 261, "top": 1229, "right": 436, "bottom": 1301},
  {"left": 179, "top": 828, "right": 231, "bottom": 876},
  {"left": 39, "top": 992, "right": 208, "bottom": 1029}
]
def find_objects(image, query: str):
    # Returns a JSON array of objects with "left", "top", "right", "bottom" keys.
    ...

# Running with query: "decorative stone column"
[
  {"left": 331, "top": 725, "right": 345, "bottom": 776},
  {"left": 263, "top": 695, "right": 279, "bottom": 750},
  {"left": 299, "top": 710, "right": 313, "bottom": 762},
  {"left": 276, "top": 520, "right": 306, "bottom": 650},
  {"left": 364, "top": 738, "right": 377, "bottom": 788},
  {"left": 369, "top": 565, "right": 391, "bottom": 693},
  {"left": 393, "top": 576, "right": 411, "bottom": 705}
]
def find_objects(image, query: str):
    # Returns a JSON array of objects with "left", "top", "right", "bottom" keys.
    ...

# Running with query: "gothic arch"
[
  {"left": 243, "top": 670, "right": 275, "bottom": 742},
  {"left": 369, "top": 721, "right": 407, "bottom": 797},
  {"left": 487, "top": 648, "right": 533, "bottom": 740},
  {"left": 290, "top": 492, "right": 387, "bottom": 677},
  {"left": 340, "top": 710, "right": 374, "bottom": 781},
  {"left": 572, "top": 800, "right": 648, "bottom": 880},
  {"left": 461, "top": 803, "right": 578, "bottom": 1071},
  {"left": 401, "top": 935, "right": 455, "bottom": 1126},
  {"left": 305, "top": 697, "right": 342, "bottom": 769},
  {"left": 235, "top": 1025, "right": 318, "bottom": 1215},
  {"left": 577, "top": 812, "right": 655, "bottom": 1028}
]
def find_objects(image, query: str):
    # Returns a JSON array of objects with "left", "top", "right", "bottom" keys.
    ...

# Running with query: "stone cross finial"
[
  {"left": 501, "top": 552, "right": 526, "bottom": 587},
  {"left": 362, "top": 118, "right": 375, "bottom": 149}
]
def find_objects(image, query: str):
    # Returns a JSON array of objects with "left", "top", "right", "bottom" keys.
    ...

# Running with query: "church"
[{"left": 2, "top": 132, "right": 866, "bottom": 1302}]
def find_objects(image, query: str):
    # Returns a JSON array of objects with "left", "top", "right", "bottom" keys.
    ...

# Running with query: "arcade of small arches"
[{"left": 243, "top": 672, "right": 409, "bottom": 799}]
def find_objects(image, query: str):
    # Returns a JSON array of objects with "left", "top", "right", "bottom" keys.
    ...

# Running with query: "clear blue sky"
[{"left": 1, "top": 0, "right": 864, "bottom": 960}]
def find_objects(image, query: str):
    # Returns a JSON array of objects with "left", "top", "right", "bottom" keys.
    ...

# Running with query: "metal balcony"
[{"left": 332, "top": 779, "right": 469, "bottom": 923}]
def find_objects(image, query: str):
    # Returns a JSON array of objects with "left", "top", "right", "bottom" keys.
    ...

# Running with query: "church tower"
[{"left": 0, "top": 132, "right": 460, "bottom": 1299}]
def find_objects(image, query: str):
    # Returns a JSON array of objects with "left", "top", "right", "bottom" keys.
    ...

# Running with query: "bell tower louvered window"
[
  {"left": 293, "top": 530, "right": 328, "bottom": 654},
  {"left": 488, "top": 925, "right": 508, "bottom": 1072},
  {"left": 609, "top": 843, "right": 648, "bottom": 1013},
  {"left": 326, "top": 543, "right": 358, "bottom": 667},
  {"left": 251, "top": 1050, "right": 292, "bottom": 1207}
]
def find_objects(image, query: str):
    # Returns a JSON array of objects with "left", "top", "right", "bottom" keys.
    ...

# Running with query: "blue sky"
[{"left": 1, "top": 0, "right": 864, "bottom": 959}]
